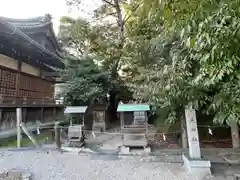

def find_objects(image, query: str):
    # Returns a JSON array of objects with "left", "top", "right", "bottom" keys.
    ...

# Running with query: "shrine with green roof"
[{"left": 117, "top": 103, "right": 151, "bottom": 152}]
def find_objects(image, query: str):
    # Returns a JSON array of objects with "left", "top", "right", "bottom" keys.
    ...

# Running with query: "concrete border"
[
  {"left": 182, "top": 153, "right": 211, "bottom": 176},
  {"left": 2, "top": 146, "right": 240, "bottom": 165},
  {"left": 0, "top": 170, "right": 31, "bottom": 180}
]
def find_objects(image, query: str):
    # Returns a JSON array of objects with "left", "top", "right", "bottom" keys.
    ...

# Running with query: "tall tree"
[
  {"left": 124, "top": 0, "right": 240, "bottom": 147},
  {"left": 62, "top": 55, "right": 111, "bottom": 106},
  {"left": 65, "top": 0, "right": 137, "bottom": 120}
]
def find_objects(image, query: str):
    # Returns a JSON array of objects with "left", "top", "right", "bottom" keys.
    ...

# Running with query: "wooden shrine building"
[{"left": 0, "top": 15, "right": 65, "bottom": 137}]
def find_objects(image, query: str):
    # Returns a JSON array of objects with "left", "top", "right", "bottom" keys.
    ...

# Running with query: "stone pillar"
[
  {"left": 182, "top": 108, "right": 211, "bottom": 177},
  {"left": 185, "top": 109, "right": 201, "bottom": 159}
]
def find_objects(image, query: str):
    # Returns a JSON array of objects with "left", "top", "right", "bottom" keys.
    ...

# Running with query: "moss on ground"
[{"left": 0, "top": 131, "right": 53, "bottom": 148}]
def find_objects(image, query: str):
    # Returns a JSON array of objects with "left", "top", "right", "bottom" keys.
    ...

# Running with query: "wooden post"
[
  {"left": 181, "top": 117, "right": 188, "bottom": 148},
  {"left": 40, "top": 108, "right": 44, "bottom": 123},
  {"left": 22, "top": 108, "right": 27, "bottom": 123},
  {"left": 120, "top": 112, "right": 124, "bottom": 140},
  {"left": 144, "top": 111, "right": 148, "bottom": 136},
  {"left": 103, "top": 111, "right": 106, "bottom": 131},
  {"left": 20, "top": 123, "right": 39, "bottom": 147},
  {"left": 231, "top": 122, "right": 240, "bottom": 148},
  {"left": 55, "top": 121, "right": 61, "bottom": 150},
  {"left": 53, "top": 107, "right": 56, "bottom": 119},
  {"left": 16, "top": 108, "right": 22, "bottom": 148},
  {"left": 0, "top": 108, "right": 2, "bottom": 125},
  {"left": 15, "top": 59, "right": 22, "bottom": 98}
]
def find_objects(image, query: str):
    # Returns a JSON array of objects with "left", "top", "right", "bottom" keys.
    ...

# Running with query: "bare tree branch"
[
  {"left": 102, "top": 0, "right": 116, "bottom": 7},
  {"left": 123, "top": 3, "right": 142, "bottom": 25}
]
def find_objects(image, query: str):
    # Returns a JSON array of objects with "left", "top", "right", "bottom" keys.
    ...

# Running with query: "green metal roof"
[
  {"left": 64, "top": 106, "right": 88, "bottom": 114},
  {"left": 117, "top": 104, "right": 150, "bottom": 112}
]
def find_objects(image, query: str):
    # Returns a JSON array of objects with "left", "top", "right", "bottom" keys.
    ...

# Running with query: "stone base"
[
  {"left": 182, "top": 154, "right": 211, "bottom": 177},
  {"left": 235, "top": 174, "right": 240, "bottom": 180},
  {"left": 120, "top": 146, "right": 130, "bottom": 154},
  {"left": 119, "top": 146, "right": 151, "bottom": 155},
  {"left": 144, "top": 147, "right": 151, "bottom": 153}
]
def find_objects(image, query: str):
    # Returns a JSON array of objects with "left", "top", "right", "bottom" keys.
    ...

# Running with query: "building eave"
[
  {"left": 0, "top": 17, "right": 65, "bottom": 69},
  {"left": 1, "top": 14, "right": 62, "bottom": 55}
]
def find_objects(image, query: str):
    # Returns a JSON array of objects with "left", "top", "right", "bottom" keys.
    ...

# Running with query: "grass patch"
[{"left": 0, "top": 131, "right": 54, "bottom": 148}]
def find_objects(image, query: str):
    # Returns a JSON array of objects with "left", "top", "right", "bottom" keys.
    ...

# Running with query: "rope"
[
  {"left": 197, "top": 125, "right": 230, "bottom": 128},
  {"left": 36, "top": 125, "right": 181, "bottom": 136}
]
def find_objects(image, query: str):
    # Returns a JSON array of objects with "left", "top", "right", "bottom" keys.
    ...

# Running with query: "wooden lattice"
[{"left": 0, "top": 66, "right": 55, "bottom": 104}]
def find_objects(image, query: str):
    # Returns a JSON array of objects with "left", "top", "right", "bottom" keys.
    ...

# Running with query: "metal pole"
[{"left": 16, "top": 108, "right": 22, "bottom": 148}]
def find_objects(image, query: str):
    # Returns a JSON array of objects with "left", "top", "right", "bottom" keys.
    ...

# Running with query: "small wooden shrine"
[
  {"left": 64, "top": 106, "right": 88, "bottom": 147},
  {"left": 117, "top": 104, "right": 150, "bottom": 148},
  {"left": 92, "top": 104, "right": 108, "bottom": 132}
]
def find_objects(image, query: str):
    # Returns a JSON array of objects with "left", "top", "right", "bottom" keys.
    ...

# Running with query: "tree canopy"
[{"left": 59, "top": 0, "right": 240, "bottom": 125}]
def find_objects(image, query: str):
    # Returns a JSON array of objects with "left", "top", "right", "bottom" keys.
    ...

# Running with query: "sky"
[{"left": 0, "top": 0, "right": 102, "bottom": 32}]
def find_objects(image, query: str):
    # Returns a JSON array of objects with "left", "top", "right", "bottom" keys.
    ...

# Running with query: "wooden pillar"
[
  {"left": 120, "top": 112, "right": 124, "bottom": 140},
  {"left": 231, "top": 122, "right": 240, "bottom": 148},
  {"left": 15, "top": 60, "right": 22, "bottom": 98},
  {"left": 16, "top": 108, "right": 22, "bottom": 148},
  {"left": 144, "top": 111, "right": 148, "bottom": 135},
  {"left": 103, "top": 111, "right": 106, "bottom": 131},
  {"left": 181, "top": 117, "right": 188, "bottom": 148},
  {"left": 22, "top": 108, "right": 27, "bottom": 123},
  {"left": 40, "top": 108, "right": 44, "bottom": 123},
  {"left": 53, "top": 107, "right": 56, "bottom": 121},
  {"left": 0, "top": 108, "right": 2, "bottom": 125},
  {"left": 54, "top": 121, "right": 61, "bottom": 150}
]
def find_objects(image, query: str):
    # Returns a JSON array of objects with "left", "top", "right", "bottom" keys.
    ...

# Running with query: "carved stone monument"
[{"left": 182, "top": 108, "right": 211, "bottom": 176}]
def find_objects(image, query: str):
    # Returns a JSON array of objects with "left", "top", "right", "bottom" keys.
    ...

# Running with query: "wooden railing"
[{"left": 0, "top": 95, "right": 64, "bottom": 106}]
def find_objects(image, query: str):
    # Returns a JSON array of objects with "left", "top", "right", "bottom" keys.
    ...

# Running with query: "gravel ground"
[{"left": 0, "top": 150, "right": 224, "bottom": 180}]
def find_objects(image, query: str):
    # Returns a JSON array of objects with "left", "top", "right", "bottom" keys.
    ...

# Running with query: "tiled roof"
[
  {"left": 0, "top": 14, "right": 65, "bottom": 69},
  {"left": 1, "top": 15, "right": 61, "bottom": 52}
]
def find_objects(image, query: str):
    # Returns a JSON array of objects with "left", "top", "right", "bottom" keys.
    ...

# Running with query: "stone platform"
[
  {"left": 120, "top": 146, "right": 151, "bottom": 155},
  {"left": 182, "top": 153, "right": 211, "bottom": 177}
]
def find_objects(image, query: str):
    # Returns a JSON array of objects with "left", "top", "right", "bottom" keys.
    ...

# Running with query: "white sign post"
[
  {"left": 16, "top": 108, "right": 22, "bottom": 148},
  {"left": 183, "top": 107, "right": 211, "bottom": 176},
  {"left": 185, "top": 108, "right": 201, "bottom": 159}
]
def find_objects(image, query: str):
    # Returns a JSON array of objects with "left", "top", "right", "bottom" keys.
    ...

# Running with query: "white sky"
[{"left": 0, "top": 0, "right": 102, "bottom": 32}]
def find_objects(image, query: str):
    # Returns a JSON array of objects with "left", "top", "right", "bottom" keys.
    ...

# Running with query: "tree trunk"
[
  {"left": 231, "top": 122, "right": 240, "bottom": 148},
  {"left": 107, "top": 90, "right": 118, "bottom": 123},
  {"left": 181, "top": 117, "right": 188, "bottom": 148}
]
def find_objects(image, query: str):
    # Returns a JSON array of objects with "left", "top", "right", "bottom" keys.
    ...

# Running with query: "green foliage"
[
  {"left": 61, "top": 0, "right": 240, "bottom": 126},
  {"left": 60, "top": 0, "right": 133, "bottom": 111},
  {"left": 62, "top": 56, "right": 110, "bottom": 106},
  {"left": 59, "top": 16, "right": 92, "bottom": 56},
  {"left": 124, "top": 0, "right": 240, "bottom": 125}
]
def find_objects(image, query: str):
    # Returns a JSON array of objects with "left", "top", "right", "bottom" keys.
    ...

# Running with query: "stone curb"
[
  {"left": 0, "top": 170, "right": 31, "bottom": 180},
  {"left": 2, "top": 146, "right": 240, "bottom": 165}
]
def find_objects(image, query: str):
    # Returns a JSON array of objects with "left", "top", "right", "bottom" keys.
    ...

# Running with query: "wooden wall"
[
  {"left": 0, "top": 54, "right": 64, "bottom": 133},
  {"left": 19, "top": 74, "right": 54, "bottom": 99},
  {"left": 0, "top": 107, "right": 64, "bottom": 130},
  {"left": 0, "top": 54, "right": 54, "bottom": 101}
]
